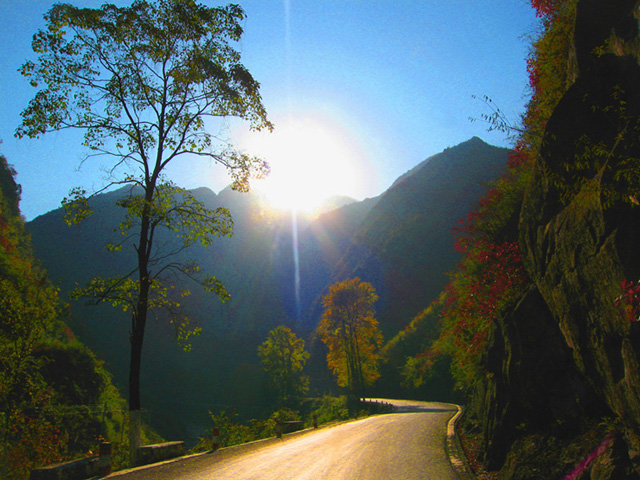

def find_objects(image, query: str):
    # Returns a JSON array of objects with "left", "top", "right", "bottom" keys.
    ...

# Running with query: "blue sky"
[{"left": 0, "top": 1, "right": 539, "bottom": 220}]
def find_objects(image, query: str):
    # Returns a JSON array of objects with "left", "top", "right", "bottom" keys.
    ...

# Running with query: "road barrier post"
[
  {"left": 212, "top": 427, "right": 220, "bottom": 450},
  {"left": 98, "top": 442, "right": 112, "bottom": 476},
  {"left": 313, "top": 415, "right": 318, "bottom": 429},
  {"left": 276, "top": 420, "right": 282, "bottom": 438}
]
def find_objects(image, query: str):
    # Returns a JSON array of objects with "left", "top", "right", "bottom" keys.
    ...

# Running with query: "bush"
[
  {"left": 191, "top": 407, "right": 303, "bottom": 452},
  {"left": 308, "top": 396, "right": 349, "bottom": 425}
]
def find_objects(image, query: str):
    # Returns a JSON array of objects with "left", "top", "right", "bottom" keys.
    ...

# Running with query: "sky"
[{"left": 0, "top": 1, "right": 539, "bottom": 220}]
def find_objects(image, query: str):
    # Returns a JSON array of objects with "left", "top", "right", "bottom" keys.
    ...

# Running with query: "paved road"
[{"left": 109, "top": 400, "right": 460, "bottom": 480}]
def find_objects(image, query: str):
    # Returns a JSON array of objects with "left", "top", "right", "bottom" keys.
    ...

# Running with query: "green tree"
[
  {"left": 317, "top": 278, "right": 383, "bottom": 399},
  {"left": 16, "top": 1, "right": 272, "bottom": 461},
  {"left": 258, "top": 325, "right": 309, "bottom": 407}
]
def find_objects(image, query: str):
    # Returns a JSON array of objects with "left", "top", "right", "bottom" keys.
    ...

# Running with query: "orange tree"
[
  {"left": 16, "top": 1, "right": 272, "bottom": 461},
  {"left": 317, "top": 278, "right": 382, "bottom": 399}
]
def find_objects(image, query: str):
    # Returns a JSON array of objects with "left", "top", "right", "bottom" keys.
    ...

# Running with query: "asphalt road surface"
[{"left": 109, "top": 400, "right": 461, "bottom": 480}]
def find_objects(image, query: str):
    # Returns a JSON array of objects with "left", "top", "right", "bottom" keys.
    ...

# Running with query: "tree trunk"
[
  {"left": 128, "top": 181, "right": 154, "bottom": 465},
  {"left": 128, "top": 409, "right": 142, "bottom": 466},
  {"left": 128, "top": 314, "right": 146, "bottom": 466}
]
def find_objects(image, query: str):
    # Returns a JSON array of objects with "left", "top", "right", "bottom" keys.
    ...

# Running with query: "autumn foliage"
[
  {"left": 615, "top": 279, "right": 640, "bottom": 322},
  {"left": 431, "top": 187, "right": 529, "bottom": 387},
  {"left": 317, "top": 278, "right": 383, "bottom": 396},
  {"left": 419, "top": 0, "right": 585, "bottom": 390}
]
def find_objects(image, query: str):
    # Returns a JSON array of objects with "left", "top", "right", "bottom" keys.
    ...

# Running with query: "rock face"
[
  {"left": 481, "top": 287, "right": 606, "bottom": 471},
  {"left": 473, "top": 1, "right": 640, "bottom": 478},
  {"left": 516, "top": 0, "right": 640, "bottom": 474}
]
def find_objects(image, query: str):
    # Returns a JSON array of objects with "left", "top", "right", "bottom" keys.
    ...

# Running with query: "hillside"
[
  {"left": 0, "top": 155, "right": 153, "bottom": 479},
  {"left": 329, "top": 137, "right": 510, "bottom": 337},
  {"left": 392, "top": 2, "right": 640, "bottom": 479},
  {"left": 27, "top": 137, "right": 509, "bottom": 444}
]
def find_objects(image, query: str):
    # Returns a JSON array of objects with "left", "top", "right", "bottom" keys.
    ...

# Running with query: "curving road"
[{"left": 109, "top": 400, "right": 461, "bottom": 480}]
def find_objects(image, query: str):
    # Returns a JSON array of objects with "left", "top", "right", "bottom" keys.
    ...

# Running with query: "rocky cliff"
[{"left": 474, "top": 1, "right": 640, "bottom": 478}]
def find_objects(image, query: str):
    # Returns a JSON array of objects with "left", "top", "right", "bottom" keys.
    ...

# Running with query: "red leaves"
[
  {"left": 436, "top": 239, "right": 528, "bottom": 386},
  {"left": 615, "top": 279, "right": 640, "bottom": 322},
  {"left": 507, "top": 142, "right": 531, "bottom": 170},
  {"left": 531, "top": 0, "right": 559, "bottom": 18},
  {"left": 527, "top": 55, "right": 541, "bottom": 95},
  {"left": 447, "top": 241, "right": 526, "bottom": 321},
  {"left": 5, "top": 410, "right": 65, "bottom": 478},
  {"left": 453, "top": 187, "right": 503, "bottom": 253}
]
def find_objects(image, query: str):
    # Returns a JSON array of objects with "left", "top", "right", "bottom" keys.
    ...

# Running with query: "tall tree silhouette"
[{"left": 16, "top": 0, "right": 271, "bottom": 462}]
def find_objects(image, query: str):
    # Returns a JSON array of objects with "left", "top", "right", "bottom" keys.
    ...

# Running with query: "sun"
[{"left": 241, "top": 117, "right": 365, "bottom": 213}]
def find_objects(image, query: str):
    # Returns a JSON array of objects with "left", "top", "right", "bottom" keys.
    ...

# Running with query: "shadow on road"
[
  {"left": 365, "top": 399, "right": 459, "bottom": 414},
  {"left": 392, "top": 404, "right": 458, "bottom": 414}
]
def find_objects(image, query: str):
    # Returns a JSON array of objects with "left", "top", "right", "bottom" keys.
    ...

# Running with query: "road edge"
[
  {"left": 105, "top": 402, "right": 471, "bottom": 479},
  {"left": 104, "top": 419, "right": 353, "bottom": 478},
  {"left": 445, "top": 405, "right": 475, "bottom": 480}
]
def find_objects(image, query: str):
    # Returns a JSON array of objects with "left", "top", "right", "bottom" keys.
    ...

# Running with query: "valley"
[{"left": 27, "top": 137, "right": 509, "bottom": 444}]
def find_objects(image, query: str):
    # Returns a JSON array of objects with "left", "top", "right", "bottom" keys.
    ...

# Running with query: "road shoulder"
[{"left": 445, "top": 405, "right": 475, "bottom": 479}]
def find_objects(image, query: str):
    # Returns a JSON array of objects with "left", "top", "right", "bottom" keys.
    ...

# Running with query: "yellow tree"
[{"left": 317, "top": 278, "right": 382, "bottom": 398}]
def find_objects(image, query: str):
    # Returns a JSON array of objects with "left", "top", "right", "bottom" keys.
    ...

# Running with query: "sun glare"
[{"left": 242, "top": 117, "right": 365, "bottom": 213}]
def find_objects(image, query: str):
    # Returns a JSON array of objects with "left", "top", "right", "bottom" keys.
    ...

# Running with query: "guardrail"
[
  {"left": 361, "top": 399, "right": 395, "bottom": 413},
  {"left": 29, "top": 441, "right": 186, "bottom": 479},
  {"left": 136, "top": 441, "right": 185, "bottom": 467},
  {"left": 276, "top": 420, "right": 305, "bottom": 438},
  {"left": 30, "top": 442, "right": 112, "bottom": 480}
]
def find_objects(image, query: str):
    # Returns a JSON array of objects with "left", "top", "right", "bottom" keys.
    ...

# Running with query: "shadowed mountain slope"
[{"left": 27, "top": 137, "right": 509, "bottom": 443}]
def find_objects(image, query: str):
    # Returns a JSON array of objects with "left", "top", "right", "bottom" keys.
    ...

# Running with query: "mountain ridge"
[{"left": 27, "top": 137, "right": 510, "bottom": 443}]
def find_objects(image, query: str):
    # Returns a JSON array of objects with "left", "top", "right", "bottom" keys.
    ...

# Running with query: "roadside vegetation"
[
  {"left": 191, "top": 395, "right": 393, "bottom": 453},
  {"left": 192, "top": 285, "right": 387, "bottom": 454},
  {"left": 0, "top": 154, "right": 162, "bottom": 479}
]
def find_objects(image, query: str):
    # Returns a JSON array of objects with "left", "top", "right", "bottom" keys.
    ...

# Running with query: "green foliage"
[
  {"left": 205, "top": 409, "right": 255, "bottom": 449},
  {"left": 269, "top": 407, "right": 301, "bottom": 424},
  {"left": 190, "top": 395, "right": 385, "bottom": 454},
  {"left": 17, "top": 1, "right": 273, "bottom": 145},
  {"left": 62, "top": 188, "right": 92, "bottom": 225},
  {"left": 0, "top": 156, "right": 141, "bottom": 478},
  {"left": 524, "top": 0, "right": 578, "bottom": 150},
  {"left": 67, "top": 182, "right": 233, "bottom": 331},
  {"left": 381, "top": 295, "right": 448, "bottom": 391},
  {"left": 192, "top": 407, "right": 302, "bottom": 452},
  {"left": 112, "top": 182, "right": 234, "bottom": 249},
  {"left": 17, "top": 1, "right": 272, "bottom": 453},
  {"left": 258, "top": 325, "right": 310, "bottom": 407},
  {"left": 0, "top": 156, "right": 21, "bottom": 218},
  {"left": 308, "top": 395, "right": 349, "bottom": 425},
  {"left": 383, "top": 296, "right": 444, "bottom": 367},
  {"left": 543, "top": 84, "right": 640, "bottom": 208},
  {"left": 33, "top": 342, "right": 105, "bottom": 406},
  {"left": 0, "top": 156, "right": 63, "bottom": 478}
]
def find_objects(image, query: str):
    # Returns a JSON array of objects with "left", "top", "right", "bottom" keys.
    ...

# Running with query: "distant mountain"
[
  {"left": 27, "top": 137, "right": 509, "bottom": 443},
  {"left": 316, "top": 195, "right": 357, "bottom": 214},
  {"left": 325, "top": 137, "right": 510, "bottom": 336}
]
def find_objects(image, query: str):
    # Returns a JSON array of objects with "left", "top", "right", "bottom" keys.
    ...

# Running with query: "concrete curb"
[{"left": 445, "top": 405, "right": 475, "bottom": 480}]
